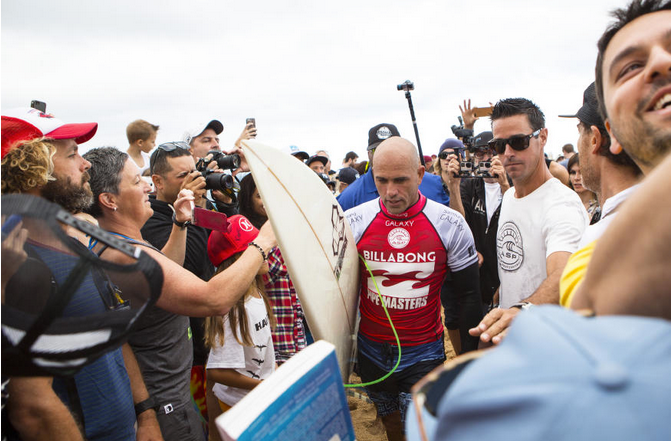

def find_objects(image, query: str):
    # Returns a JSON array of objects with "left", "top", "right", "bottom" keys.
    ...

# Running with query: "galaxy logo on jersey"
[
  {"left": 497, "top": 221, "right": 524, "bottom": 271},
  {"left": 387, "top": 227, "right": 410, "bottom": 249}
]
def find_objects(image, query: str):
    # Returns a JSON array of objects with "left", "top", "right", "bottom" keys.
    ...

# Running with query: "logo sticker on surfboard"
[
  {"left": 388, "top": 228, "right": 410, "bottom": 249},
  {"left": 331, "top": 205, "right": 348, "bottom": 280}
]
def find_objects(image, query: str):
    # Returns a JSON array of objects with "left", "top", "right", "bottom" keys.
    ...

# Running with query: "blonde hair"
[
  {"left": 1, "top": 138, "right": 56, "bottom": 194},
  {"left": 204, "top": 253, "right": 276, "bottom": 348}
]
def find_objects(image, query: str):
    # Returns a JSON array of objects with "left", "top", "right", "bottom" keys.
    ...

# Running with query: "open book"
[{"left": 215, "top": 340, "right": 356, "bottom": 441}]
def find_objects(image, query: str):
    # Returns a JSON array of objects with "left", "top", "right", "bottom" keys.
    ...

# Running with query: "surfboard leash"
[{"left": 344, "top": 254, "right": 402, "bottom": 388}]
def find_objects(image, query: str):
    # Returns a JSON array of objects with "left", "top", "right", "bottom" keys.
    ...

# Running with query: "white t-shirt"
[
  {"left": 206, "top": 296, "right": 275, "bottom": 406},
  {"left": 484, "top": 181, "right": 502, "bottom": 226},
  {"left": 496, "top": 178, "right": 588, "bottom": 308},
  {"left": 129, "top": 150, "right": 152, "bottom": 175}
]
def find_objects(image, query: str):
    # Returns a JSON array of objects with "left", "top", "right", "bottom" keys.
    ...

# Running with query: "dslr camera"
[{"left": 196, "top": 150, "right": 240, "bottom": 192}]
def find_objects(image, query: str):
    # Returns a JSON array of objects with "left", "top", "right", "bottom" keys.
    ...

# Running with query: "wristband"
[
  {"left": 172, "top": 211, "right": 191, "bottom": 229},
  {"left": 248, "top": 242, "right": 267, "bottom": 262},
  {"left": 134, "top": 397, "right": 159, "bottom": 416}
]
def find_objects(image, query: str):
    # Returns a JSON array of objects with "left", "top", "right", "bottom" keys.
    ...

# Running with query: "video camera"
[
  {"left": 448, "top": 118, "right": 494, "bottom": 179},
  {"left": 196, "top": 150, "right": 240, "bottom": 192},
  {"left": 397, "top": 80, "right": 414, "bottom": 92}
]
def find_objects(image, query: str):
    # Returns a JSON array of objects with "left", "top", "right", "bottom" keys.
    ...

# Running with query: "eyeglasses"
[{"left": 488, "top": 129, "right": 541, "bottom": 154}]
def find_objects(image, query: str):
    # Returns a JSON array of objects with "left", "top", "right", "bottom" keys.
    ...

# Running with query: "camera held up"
[
  {"left": 196, "top": 150, "right": 240, "bottom": 192},
  {"left": 449, "top": 118, "right": 494, "bottom": 179}
]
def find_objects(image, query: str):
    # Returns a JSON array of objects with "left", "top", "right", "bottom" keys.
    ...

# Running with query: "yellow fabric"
[
  {"left": 218, "top": 399, "right": 232, "bottom": 413},
  {"left": 559, "top": 240, "right": 597, "bottom": 308}
]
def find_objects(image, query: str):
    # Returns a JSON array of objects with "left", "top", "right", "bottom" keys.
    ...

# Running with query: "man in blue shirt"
[{"left": 337, "top": 123, "right": 450, "bottom": 211}]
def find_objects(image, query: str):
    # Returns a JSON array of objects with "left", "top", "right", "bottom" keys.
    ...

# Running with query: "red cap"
[
  {"left": 208, "top": 215, "right": 260, "bottom": 268},
  {"left": 1, "top": 108, "right": 98, "bottom": 158}
]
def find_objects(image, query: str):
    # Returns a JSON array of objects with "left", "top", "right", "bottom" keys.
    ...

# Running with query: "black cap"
[
  {"left": 306, "top": 155, "right": 328, "bottom": 167},
  {"left": 367, "top": 123, "right": 400, "bottom": 151},
  {"left": 337, "top": 167, "right": 360, "bottom": 185},
  {"left": 473, "top": 131, "right": 494, "bottom": 148},
  {"left": 559, "top": 83, "right": 604, "bottom": 129}
]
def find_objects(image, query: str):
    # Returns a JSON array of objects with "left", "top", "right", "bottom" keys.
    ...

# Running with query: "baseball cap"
[
  {"left": 438, "top": 138, "right": 464, "bottom": 153},
  {"left": 2, "top": 108, "right": 98, "bottom": 158},
  {"left": 406, "top": 306, "right": 671, "bottom": 441},
  {"left": 473, "top": 131, "right": 493, "bottom": 148},
  {"left": 182, "top": 119, "right": 224, "bottom": 145},
  {"left": 368, "top": 123, "right": 400, "bottom": 151},
  {"left": 337, "top": 167, "right": 360, "bottom": 185},
  {"left": 306, "top": 155, "right": 328, "bottom": 167},
  {"left": 207, "top": 215, "right": 259, "bottom": 268},
  {"left": 559, "top": 82, "right": 604, "bottom": 129},
  {"left": 282, "top": 145, "right": 309, "bottom": 161}
]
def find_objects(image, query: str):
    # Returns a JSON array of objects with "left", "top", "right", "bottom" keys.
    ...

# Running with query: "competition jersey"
[{"left": 346, "top": 192, "right": 477, "bottom": 346}]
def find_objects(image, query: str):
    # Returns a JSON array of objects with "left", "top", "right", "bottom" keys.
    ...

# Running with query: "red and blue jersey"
[{"left": 346, "top": 192, "right": 477, "bottom": 346}]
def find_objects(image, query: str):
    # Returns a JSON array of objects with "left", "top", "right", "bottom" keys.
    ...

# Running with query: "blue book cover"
[{"left": 216, "top": 340, "right": 356, "bottom": 441}]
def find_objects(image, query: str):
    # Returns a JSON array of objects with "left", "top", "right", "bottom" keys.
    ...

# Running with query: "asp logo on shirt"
[{"left": 497, "top": 221, "right": 524, "bottom": 271}]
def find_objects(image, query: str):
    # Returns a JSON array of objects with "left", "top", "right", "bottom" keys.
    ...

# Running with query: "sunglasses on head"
[
  {"left": 157, "top": 141, "right": 190, "bottom": 152},
  {"left": 488, "top": 129, "right": 541, "bottom": 154}
]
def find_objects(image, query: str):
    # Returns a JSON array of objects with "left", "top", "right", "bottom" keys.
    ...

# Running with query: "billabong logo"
[
  {"left": 239, "top": 217, "right": 254, "bottom": 232},
  {"left": 388, "top": 228, "right": 410, "bottom": 249},
  {"left": 377, "top": 126, "right": 393, "bottom": 140},
  {"left": 497, "top": 221, "right": 523, "bottom": 271}
]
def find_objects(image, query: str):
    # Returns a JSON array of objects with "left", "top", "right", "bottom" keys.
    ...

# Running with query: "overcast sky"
[{"left": 2, "top": 0, "right": 627, "bottom": 162}]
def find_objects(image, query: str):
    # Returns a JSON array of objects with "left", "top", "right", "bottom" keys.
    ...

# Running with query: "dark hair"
[
  {"left": 238, "top": 174, "right": 267, "bottom": 229},
  {"left": 490, "top": 98, "right": 545, "bottom": 131},
  {"left": 150, "top": 145, "right": 192, "bottom": 176},
  {"left": 344, "top": 151, "right": 358, "bottom": 162},
  {"left": 578, "top": 121, "right": 643, "bottom": 176},
  {"left": 595, "top": 0, "right": 671, "bottom": 119},
  {"left": 562, "top": 144, "right": 575, "bottom": 154},
  {"left": 83, "top": 147, "right": 128, "bottom": 218},
  {"left": 126, "top": 119, "right": 159, "bottom": 144},
  {"left": 353, "top": 160, "right": 368, "bottom": 175}
]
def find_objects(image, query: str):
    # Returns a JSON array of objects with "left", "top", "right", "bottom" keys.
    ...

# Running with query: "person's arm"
[
  {"left": 489, "top": 156, "right": 510, "bottom": 194},
  {"left": 549, "top": 160, "right": 570, "bottom": 186},
  {"left": 7, "top": 377, "right": 85, "bottom": 441},
  {"left": 445, "top": 157, "right": 465, "bottom": 217},
  {"left": 159, "top": 189, "right": 194, "bottom": 265},
  {"left": 207, "top": 368, "right": 262, "bottom": 391},
  {"left": 448, "top": 261, "right": 483, "bottom": 353},
  {"left": 122, "top": 344, "right": 163, "bottom": 441},
  {"left": 469, "top": 251, "right": 570, "bottom": 345},
  {"left": 459, "top": 99, "right": 478, "bottom": 131},
  {"left": 571, "top": 152, "right": 671, "bottom": 316},
  {"left": 105, "top": 221, "right": 276, "bottom": 317}
]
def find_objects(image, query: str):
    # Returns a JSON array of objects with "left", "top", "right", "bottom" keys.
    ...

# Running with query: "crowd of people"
[{"left": 1, "top": 0, "right": 670, "bottom": 440}]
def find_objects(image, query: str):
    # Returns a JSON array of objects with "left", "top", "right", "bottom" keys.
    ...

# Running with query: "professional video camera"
[
  {"left": 397, "top": 80, "right": 414, "bottom": 91},
  {"left": 196, "top": 150, "right": 239, "bottom": 192},
  {"left": 450, "top": 116, "right": 475, "bottom": 148},
  {"left": 447, "top": 119, "right": 495, "bottom": 179}
]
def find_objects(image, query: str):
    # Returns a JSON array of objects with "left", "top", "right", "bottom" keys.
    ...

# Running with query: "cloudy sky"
[{"left": 3, "top": 0, "right": 626, "bottom": 162}]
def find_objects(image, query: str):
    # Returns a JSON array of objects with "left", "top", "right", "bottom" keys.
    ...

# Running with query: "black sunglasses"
[
  {"left": 157, "top": 141, "right": 190, "bottom": 152},
  {"left": 488, "top": 129, "right": 541, "bottom": 154},
  {"left": 438, "top": 150, "right": 455, "bottom": 160}
]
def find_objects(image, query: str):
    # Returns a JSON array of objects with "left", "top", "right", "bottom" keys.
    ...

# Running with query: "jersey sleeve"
[
  {"left": 205, "top": 319, "right": 246, "bottom": 370},
  {"left": 428, "top": 203, "right": 479, "bottom": 272}
]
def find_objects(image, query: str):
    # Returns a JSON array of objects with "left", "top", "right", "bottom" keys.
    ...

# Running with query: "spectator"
[
  {"left": 126, "top": 119, "right": 159, "bottom": 176},
  {"left": 352, "top": 160, "right": 368, "bottom": 176},
  {"left": 337, "top": 123, "right": 450, "bottom": 211},
  {"left": 316, "top": 149, "right": 334, "bottom": 177},
  {"left": 283, "top": 145, "right": 309, "bottom": 162},
  {"left": 567, "top": 153, "right": 600, "bottom": 223},
  {"left": 469, "top": 98, "right": 588, "bottom": 346},
  {"left": 557, "top": 82, "right": 642, "bottom": 308},
  {"left": 559, "top": 143, "right": 575, "bottom": 169},
  {"left": 571, "top": 0, "right": 671, "bottom": 315},
  {"left": 1, "top": 109, "right": 161, "bottom": 441},
  {"left": 183, "top": 120, "right": 224, "bottom": 160},
  {"left": 336, "top": 167, "right": 360, "bottom": 195},
  {"left": 341, "top": 150, "right": 359, "bottom": 170},
  {"left": 306, "top": 154, "right": 328, "bottom": 174},
  {"left": 345, "top": 137, "right": 481, "bottom": 441}
]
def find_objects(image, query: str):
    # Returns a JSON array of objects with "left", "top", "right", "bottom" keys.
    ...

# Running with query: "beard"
[{"left": 41, "top": 171, "right": 93, "bottom": 213}]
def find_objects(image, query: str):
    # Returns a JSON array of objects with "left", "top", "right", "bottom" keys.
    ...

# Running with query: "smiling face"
[
  {"left": 116, "top": 159, "right": 153, "bottom": 225},
  {"left": 601, "top": 10, "right": 671, "bottom": 173}
]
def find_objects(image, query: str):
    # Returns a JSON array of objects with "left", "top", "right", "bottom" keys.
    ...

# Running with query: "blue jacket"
[{"left": 337, "top": 169, "right": 450, "bottom": 211}]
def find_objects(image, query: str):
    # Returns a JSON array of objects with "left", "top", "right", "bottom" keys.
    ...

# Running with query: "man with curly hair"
[{"left": 1, "top": 108, "right": 162, "bottom": 441}]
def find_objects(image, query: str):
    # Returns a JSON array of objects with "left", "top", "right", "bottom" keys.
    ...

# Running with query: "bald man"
[{"left": 345, "top": 138, "right": 482, "bottom": 441}]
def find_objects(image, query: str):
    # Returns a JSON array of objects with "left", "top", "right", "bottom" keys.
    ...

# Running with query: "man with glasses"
[
  {"left": 469, "top": 98, "right": 587, "bottom": 346},
  {"left": 337, "top": 123, "right": 450, "bottom": 211},
  {"left": 140, "top": 141, "right": 213, "bottom": 440}
]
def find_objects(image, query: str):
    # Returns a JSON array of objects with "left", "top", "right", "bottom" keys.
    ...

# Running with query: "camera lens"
[
  {"left": 216, "top": 154, "right": 241, "bottom": 170},
  {"left": 203, "top": 171, "right": 234, "bottom": 192}
]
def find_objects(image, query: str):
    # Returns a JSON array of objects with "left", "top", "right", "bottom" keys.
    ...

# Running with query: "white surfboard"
[{"left": 242, "top": 140, "right": 360, "bottom": 381}]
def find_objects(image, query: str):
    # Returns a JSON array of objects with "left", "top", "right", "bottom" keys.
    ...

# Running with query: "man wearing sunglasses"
[
  {"left": 337, "top": 123, "right": 450, "bottom": 212},
  {"left": 469, "top": 98, "right": 588, "bottom": 346}
]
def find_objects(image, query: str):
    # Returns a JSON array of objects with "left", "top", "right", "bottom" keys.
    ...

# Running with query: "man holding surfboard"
[{"left": 345, "top": 137, "right": 482, "bottom": 441}]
